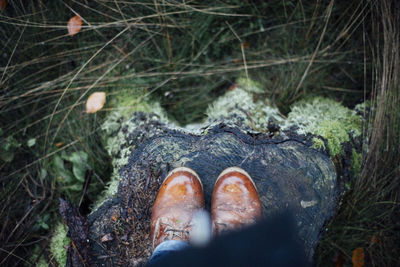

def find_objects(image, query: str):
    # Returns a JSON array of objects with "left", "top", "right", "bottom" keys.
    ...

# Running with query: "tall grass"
[
  {"left": 315, "top": 1, "right": 400, "bottom": 266},
  {"left": 0, "top": 0, "right": 397, "bottom": 266}
]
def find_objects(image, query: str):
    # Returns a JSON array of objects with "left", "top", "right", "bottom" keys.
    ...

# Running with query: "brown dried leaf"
[
  {"left": 86, "top": 92, "right": 106, "bottom": 113},
  {"left": 55, "top": 142, "right": 65, "bottom": 148},
  {"left": 352, "top": 247, "right": 365, "bottom": 267},
  {"left": 0, "top": 0, "right": 6, "bottom": 11},
  {"left": 67, "top": 15, "right": 82, "bottom": 36}
]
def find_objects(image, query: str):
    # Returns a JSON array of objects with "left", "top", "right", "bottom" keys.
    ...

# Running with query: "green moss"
[
  {"left": 50, "top": 223, "right": 69, "bottom": 267},
  {"left": 312, "top": 137, "right": 326, "bottom": 150},
  {"left": 236, "top": 76, "right": 264, "bottom": 93},
  {"left": 351, "top": 149, "right": 362, "bottom": 176},
  {"left": 284, "top": 97, "right": 362, "bottom": 157},
  {"left": 102, "top": 91, "right": 168, "bottom": 162},
  {"left": 108, "top": 88, "right": 159, "bottom": 117},
  {"left": 314, "top": 120, "right": 349, "bottom": 156}
]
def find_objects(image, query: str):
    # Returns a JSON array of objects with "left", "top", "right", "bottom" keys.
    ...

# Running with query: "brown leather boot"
[
  {"left": 211, "top": 167, "right": 262, "bottom": 235},
  {"left": 150, "top": 167, "right": 204, "bottom": 250}
]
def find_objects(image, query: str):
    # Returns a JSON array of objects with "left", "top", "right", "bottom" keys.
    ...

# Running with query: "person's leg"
[{"left": 148, "top": 240, "right": 189, "bottom": 265}]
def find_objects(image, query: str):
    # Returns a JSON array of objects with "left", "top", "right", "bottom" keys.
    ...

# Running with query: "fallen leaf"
[
  {"left": 86, "top": 92, "right": 106, "bottom": 113},
  {"left": 55, "top": 142, "right": 65, "bottom": 148},
  {"left": 111, "top": 215, "right": 117, "bottom": 222},
  {"left": 67, "top": 15, "right": 82, "bottom": 36},
  {"left": 0, "top": 0, "right": 6, "bottom": 11},
  {"left": 352, "top": 247, "right": 365, "bottom": 267}
]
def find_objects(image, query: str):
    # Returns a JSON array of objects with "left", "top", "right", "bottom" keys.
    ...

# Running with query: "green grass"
[{"left": 0, "top": 0, "right": 398, "bottom": 266}]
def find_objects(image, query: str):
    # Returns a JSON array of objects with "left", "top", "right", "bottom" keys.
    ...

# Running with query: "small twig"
[
  {"left": 71, "top": 240, "right": 87, "bottom": 266},
  {"left": 113, "top": 0, "right": 130, "bottom": 29}
]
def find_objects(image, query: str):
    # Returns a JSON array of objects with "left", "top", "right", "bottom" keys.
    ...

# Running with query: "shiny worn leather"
[
  {"left": 150, "top": 168, "right": 204, "bottom": 250},
  {"left": 211, "top": 167, "right": 262, "bottom": 235}
]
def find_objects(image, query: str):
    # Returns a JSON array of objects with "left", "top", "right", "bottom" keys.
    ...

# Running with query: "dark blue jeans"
[{"left": 148, "top": 240, "right": 189, "bottom": 265}]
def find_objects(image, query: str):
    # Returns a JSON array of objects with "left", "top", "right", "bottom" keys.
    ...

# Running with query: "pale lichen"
[
  {"left": 107, "top": 87, "right": 168, "bottom": 119},
  {"left": 208, "top": 89, "right": 362, "bottom": 157},
  {"left": 206, "top": 87, "right": 284, "bottom": 130},
  {"left": 49, "top": 222, "right": 69, "bottom": 267},
  {"left": 312, "top": 137, "right": 326, "bottom": 150},
  {"left": 236, "top": 76, "right": 264, "bottom": 93},
  {"left": 284, "top": 97, "right": 362, "bottom": 156},
  {"left": 102, "top": 104, "right": 167, "bottom": 160}
]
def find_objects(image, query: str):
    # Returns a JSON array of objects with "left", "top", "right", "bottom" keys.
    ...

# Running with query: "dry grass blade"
[
  {"left": 44, "top": 26, "right": 130, "bottom": 150},
  {"left": 315, "top": 1, "right": 400, "bottom": 266},
  {"left": 357, "top": 0, "right": 400, "bottom": 189},
  {"left": 294, "top": 0, "right": 334, "bottom": 96}
]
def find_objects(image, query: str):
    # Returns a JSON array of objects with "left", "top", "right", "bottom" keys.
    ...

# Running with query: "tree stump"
[{"left": 61, "top": 86, "right": 362, "bottom": 266}]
